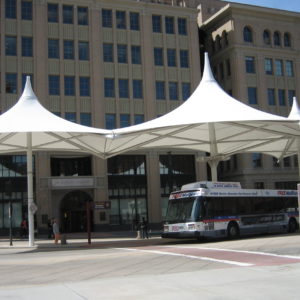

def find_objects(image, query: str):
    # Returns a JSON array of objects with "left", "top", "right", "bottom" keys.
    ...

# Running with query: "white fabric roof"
[
  {"left": 108, "top": 53, "right": 300, "bottom": 161},
  {"left": 0, "top": 77, "right": 110, "bottom": 158}
]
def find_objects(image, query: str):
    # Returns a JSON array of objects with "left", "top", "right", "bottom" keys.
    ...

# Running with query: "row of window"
[
  {"left": 5, "top": 36, "right": 33, "bottom": 57},
  {"left": 247, "top": 87, "right": 295, "bottom": 106},
  {"left": 4, "top": 73, "right": 191, "bottom": 101},
  {"left": 220, "top": 154, "right": 297, "bottom": 173},
  {"left": 243, "top": 26, "right": 292, "bottom": 47},
  {"left": 7, "top": 1, "right": 188, "bottom": 36},
  {"left": 5, "top": 0, "right": 32, "bottom": 20},
  {"left": 245, "top": 56, "right": 294, "bottom": 77},
  {"left": 105, "top": 114, "right": 145, "bottom": 129},
  {"left": 103, "top": 44, "right": 141, "bottom": 64},
  {"left": 154, "top": 48, "right": 189, "bottom": 68}
]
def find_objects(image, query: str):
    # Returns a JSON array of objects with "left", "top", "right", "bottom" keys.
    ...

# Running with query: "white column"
[{"left": 27, "top": 132, "right": 35, "bottom": 247}]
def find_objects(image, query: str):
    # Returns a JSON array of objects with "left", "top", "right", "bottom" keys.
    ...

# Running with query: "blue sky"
[{"left": 223, "top": 0, "right": 300, "bottom": 12}]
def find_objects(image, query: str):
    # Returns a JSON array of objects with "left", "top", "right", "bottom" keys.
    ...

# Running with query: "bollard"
[{"left": 61, "top": 234, "right": 67, "bottom": 245}]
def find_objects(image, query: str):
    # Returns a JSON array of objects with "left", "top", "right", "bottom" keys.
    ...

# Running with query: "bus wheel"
[
  {"left": 227, "top": 222, "right": 239, "bottom": 239},
  {"left": 288, "top": 218, "right": 297, "bottom": 233}
]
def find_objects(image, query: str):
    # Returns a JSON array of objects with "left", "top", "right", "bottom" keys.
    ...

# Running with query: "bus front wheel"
[
  {"left": 227, "top": 222, "right": 239, "bottom": 239},
  {"left": 288, "top": 218, "right": 297, "bottom": 233}
]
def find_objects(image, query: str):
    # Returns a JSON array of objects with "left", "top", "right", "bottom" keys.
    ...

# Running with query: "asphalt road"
[{"left": 1, "top": 233, "right": 300, "bottom": 299}]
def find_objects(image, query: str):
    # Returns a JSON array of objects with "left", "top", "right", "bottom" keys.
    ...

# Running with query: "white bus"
[{"left": 162, "top": 182, "right": 299, "bottom": 239}]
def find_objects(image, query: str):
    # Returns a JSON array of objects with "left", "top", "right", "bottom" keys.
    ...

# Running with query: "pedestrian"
[
  {"left": 52, "top": 219, "right": 60, "bottom": 244},
  {"left": 141, "top": 217, "right": 149, "bottom": 239},
  {"left": 20, "top": 219, "right": 28, "bottom": 238},
  {"left": 47, "top": 220, "right": 53, "bottom": 239}
]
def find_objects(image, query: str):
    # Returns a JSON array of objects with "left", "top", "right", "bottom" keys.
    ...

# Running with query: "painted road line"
[{"left": 115, "top": 248, "right": 253, "bottom": 267}]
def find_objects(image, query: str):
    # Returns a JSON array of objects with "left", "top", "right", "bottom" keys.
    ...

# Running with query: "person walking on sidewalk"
[
  {"left": 141, "top": 217, "right": 149, "bottom": 239},
  {"left": 52, "top": 219, "right": 61, "bottom": 244}
]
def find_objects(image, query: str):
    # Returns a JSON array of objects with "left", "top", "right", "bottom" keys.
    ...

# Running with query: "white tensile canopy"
[
  {"left": 110, "top": 53, "right": 300, "bottom": 179},
  {"left": 0, "top": 78, "right": 110, "bottom": 246}
]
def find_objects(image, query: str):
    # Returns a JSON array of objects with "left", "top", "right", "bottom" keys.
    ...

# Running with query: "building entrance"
[{"left": 60, "top": 191, "right": 93, "bottom": 233}]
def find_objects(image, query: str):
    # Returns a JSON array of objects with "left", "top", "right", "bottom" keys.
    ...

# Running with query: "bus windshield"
[{"left": 165, "top": 197, "right": 197, "bottom": 223}]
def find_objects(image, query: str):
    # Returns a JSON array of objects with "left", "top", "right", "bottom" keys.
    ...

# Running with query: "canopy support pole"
[
  {"left": 208, "top": 123, "right": 219, "bottom": 181},
  {"left": 208, "top": 160, "right": 218, "bottom": 182},
  {"left": 27, "top": 132, "right": 35, "bottom": 247}
]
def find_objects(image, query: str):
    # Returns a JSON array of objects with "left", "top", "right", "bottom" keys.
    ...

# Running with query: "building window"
[
  {"left": 119, "top": 79, "right": 129, "bottom": 98},
  {"left": 5, "top": 36, "right": 17, "bottom": 56},
  {"left": 284, "top": 32, "right": 291, "bottom": 47},
  {"left": 131, "top": 46, "right": 141, "bottom": 64},
  {"left": 178, "top": 18, "right": 187, "bottom": 35},
  {"left": 130, "top": 12, "right": 140, "bottom": 30},
  {"left": 134, "top": 114, "right": 144, "bottom": 124},
  {"left": 156, "top": 81, "right": 165, "bottom": 100},
  {"left": 154, "top": 48, "right": 164, "bottom": 66},
  {"left": 80, "top": 113, "right": 91, "bottom": 126},
  {"left": 48, "top": 3, "right": 58, "bottom": 23},
  {"left": 64, "top": 40, "right": 74, "bottom": 59},
  {"left": 104, "top": 78, "right": 115, "bottom": 98},
  {"left": 133, "top": 80, "right": 143, "bottom": 99},
  {"left": 248, "top": 87, "right": 257, "bottom": 105},
  {"left": 63, "top": 5, "right": 73, "bottom": 24},
  {"left": 152, "top": 15, "right": 162, "bottom": 33},
  {"left": 79, "top": 77, "right": 90, "bottom": 96},
  {"left": 64, "top": 76, "right": 75, "bottom": 96},
  {"left": 245, "top": 56, "right": 255, "bottom": 73},
  {"left": 78, "top": 41, "right": 89, "bottom": 60},
  {"left": 274, "top": 31, "right": 281, "bottom": 46},
  {"left": 102, "top": 9, "right": 112, "bottom": 28},
  {"left": 243, "top": 26, "right": 253, "bottom": 42},
  {"left": 180, "top": 50, "right": 189, "bottom": 68},
  {"left": 278, "top": 89, "right": 286, "bottom": 106},
  {"left": 6, "top": 73, "right": 17, "bottom": 94},
  {"left": 285, "top": 60, "right": 294, "bottom": 77},
  {"left": 117, "top": 45, "right": 127, "bottom": 63},
  {"left": 116, "top": 11, "right": 126, "bottom": 29},
  {"left": 167, "top": 49, "right": 176, "bottom": 67},
  {"left": 264, "top": 58, "right": 273, "bottom": 75},
  {"left": 283, "top": 157, "right": 291, "bottom": 168},
  {"left": 48, "top": 75, "right": 60, "bottom": 95},
  {"left": 5, "top": 0, "right": 16, "bottom": 19},
  {"left": 105, "top": 114, "right": 116, "bottom": 129},
  {"left": 22, "top": 0, "right": 32, "bottom": 20},
  {"left": 120, "top": 114, "right": 130, "bottom": 128},
  {"left": 22, "top": 37, "right": 33, "bottom": 57},
  {"left": 263, "top": 30, "right": 271, "bottom": 45},
  {"left": 252, "top": 153, "right": 262, "bottom": 168},
  {"left": 288, "top": 90, "right": 295, "bottom": 106},
  {"left": 48, "top": 39, "right": 59, "bottom": 58},
  {"left": 103, "top": 43, "right": 113, "bottom": 62},
  {"left": 77, "top": 7, "right": 88, "bottom": 25},
  {"left": 65, "top": 112, "right": 76, "bottom": 123},
  {"left": 275, "top": 59, "right": 283, "bottom": 76},
  {"left": 182, "top": 83, "right": 190, "bottom": 101},
  {"left": 254, "top": 182, "right": 264, "bottom": 189},
  {"left": 165, "top": 16, "right": 175, "bottom": 34},
  {"left": 169, "top": 82, "right": 178, "bottom": 100},
  {"left": 267, "top": 88, "right": 275, "bottom": 106}
]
